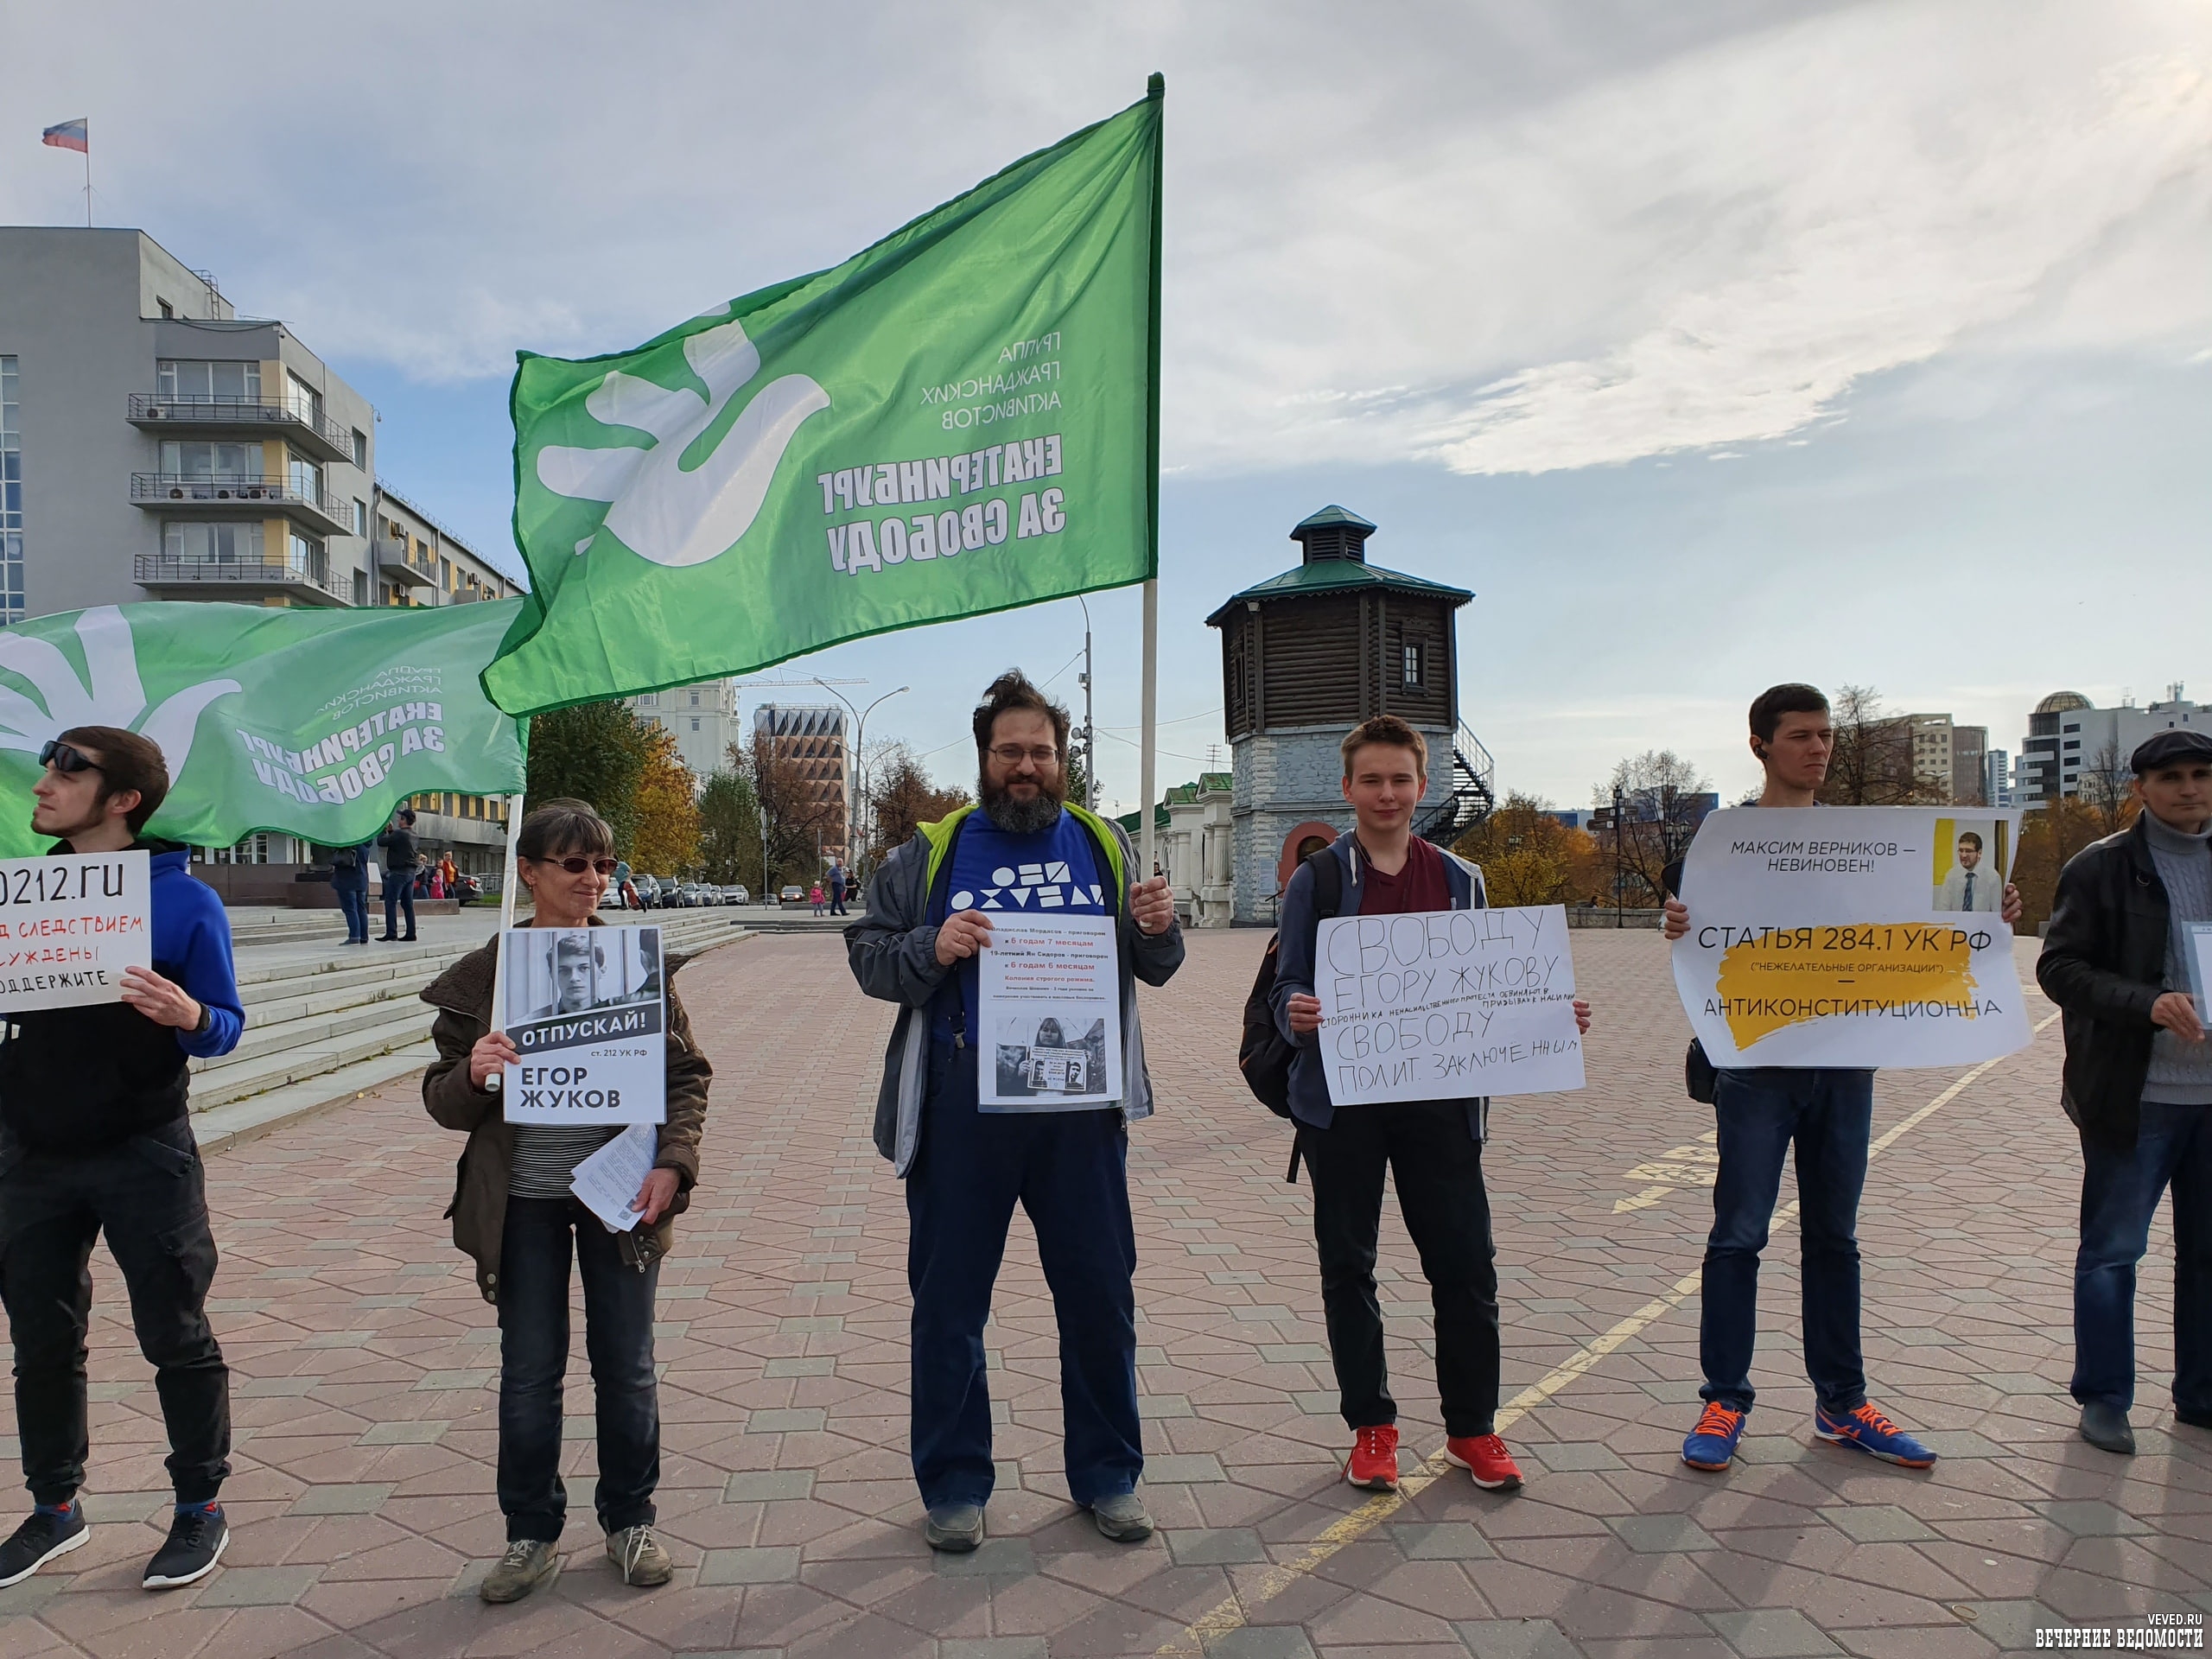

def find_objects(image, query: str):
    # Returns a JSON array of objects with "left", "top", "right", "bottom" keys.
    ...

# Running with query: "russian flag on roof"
[{"left": 41, "top": 118, "right": 87, "bottom": 154}]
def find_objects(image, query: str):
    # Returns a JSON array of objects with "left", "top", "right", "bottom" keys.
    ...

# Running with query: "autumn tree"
[
  {"left": 2011, "top": 797, "right": 2131, "bottom": 932},
  {"left": 1592, "top": 751, "right": 1712, "bottom": 906},
  {"left": 868, "top": 742, "right": 972, "bottom": 865},
  {"left": 525, "top": 700, "right": 652, "bottom": 854},
  {"left": 629, "top": 724, "right": 700, "bottom": 875},
  {"left": 1452, "top": 794, "right": 1603, "bottom": 906},
  {"left": 696, "top": 768, "right": 761, "bottom": 887},
  {"left": 1819, "top": 685, "right": 1947, "bottom": 806}
]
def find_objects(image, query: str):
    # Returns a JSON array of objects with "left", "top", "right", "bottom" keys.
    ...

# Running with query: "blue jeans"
[
  {"left": 906, "top": 1037, "right": 1140, "bottom": 1510},
  {"left": 335, "top": 887, "right": 368, "bottom": 942},
  {"left": 497, "top": 1197, "right": 660, "bottom": 1542},
  {"left": 2074, "top": 1103, "right": 2212, "bottom": 1416},
  {"left": 1700, "top": 1067, "right": 1872, "bottom": 1416},
  {"left": 382, "top": 880, "right": 416, "bottom": 938}
]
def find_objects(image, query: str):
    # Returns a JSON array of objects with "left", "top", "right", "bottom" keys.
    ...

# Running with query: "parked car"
[
  {"left": 722, "top": 885, "right": 750, "bottom": 905},
  {"left": 779, "top": 884, "right": 807, "bottom": 907},
  {"left": 680, "top": 883, "right": 712, "bottom": 906},
  {"left": 452, "top": 874, "right": 485, "bottom": 905},
  {"left": 652, "top": 876, "right": 683, "bottom": 907}
]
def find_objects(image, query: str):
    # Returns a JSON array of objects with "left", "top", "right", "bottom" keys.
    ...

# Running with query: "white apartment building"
[
  {"left": 631, "top": 679, "right": 741, "bottom": 784},
  {"left": 2019, "top": 686, "right": 2210, "bottom": 805}
]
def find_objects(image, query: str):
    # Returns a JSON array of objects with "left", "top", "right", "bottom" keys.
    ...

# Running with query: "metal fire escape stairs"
[{"left": 1414, "top": 721, "right": 1498, "bottom": 847}]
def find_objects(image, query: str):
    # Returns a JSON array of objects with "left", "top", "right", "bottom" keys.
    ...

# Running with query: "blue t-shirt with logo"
[{"left": 932, "top": 808, "right": 1110, "bottom": 1108}]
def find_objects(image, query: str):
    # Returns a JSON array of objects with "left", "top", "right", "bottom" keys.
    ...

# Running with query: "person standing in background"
[
  {"left": 378, "top": 807, "right": 421, "bottom": 943},
  {"left": 330, "top": 839, "right": 372, "bottom": 945}
]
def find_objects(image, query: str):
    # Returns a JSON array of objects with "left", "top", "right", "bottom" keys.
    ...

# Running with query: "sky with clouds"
[{"left": 3, "top": 0, "right": 2207, "bottom": 813}]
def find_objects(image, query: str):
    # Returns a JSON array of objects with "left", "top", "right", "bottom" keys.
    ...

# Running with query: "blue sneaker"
[
  {"left": 1814, "top": 1402, "right": 1936, "bottom": 1468},
  {"left": 1681, "top": 1402, "right": 1747, "bottom": 1471}
]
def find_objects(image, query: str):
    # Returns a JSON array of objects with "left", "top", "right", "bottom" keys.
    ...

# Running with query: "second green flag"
[{"left": 485, "top": 79, "right": 1163, "bottom": 716}]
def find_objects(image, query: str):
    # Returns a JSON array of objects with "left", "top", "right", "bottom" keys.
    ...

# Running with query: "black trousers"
[
  {"left": 497, "top": 1196, "right": 661, "bottom": 1541},
  {"left": 0, "top": 1119, "right": 231, "bottom": 1505},
  {"left": 1297, "top": 1100, "right": 1501, "bottom": 1438}
]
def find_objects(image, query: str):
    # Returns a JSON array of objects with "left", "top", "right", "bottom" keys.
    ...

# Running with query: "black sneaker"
[
  {"left": 0, "top": 1503, "right": 89, "bottom": 1587},
  {"left": 143, "top": 1504, "right": 227, "bottom": 1590}
]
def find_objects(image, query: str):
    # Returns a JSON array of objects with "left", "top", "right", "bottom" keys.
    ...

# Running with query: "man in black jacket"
[
  {"left": 377, "top": 807, "right": 420, "bottom": 942},
  {"left": 2037, "top": 728, "right": 2212, "bottom": 1455}
]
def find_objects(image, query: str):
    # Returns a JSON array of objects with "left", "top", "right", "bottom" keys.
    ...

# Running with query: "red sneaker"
[
  {"left": 1343, "top": 1423, "right": 1400, "bottom": 1491},
  {"left": 1444, "top": 1433, "right": 1523, "bottom": 1491}
]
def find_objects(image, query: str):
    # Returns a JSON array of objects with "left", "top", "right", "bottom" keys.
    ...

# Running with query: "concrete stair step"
[
  {"left": 197, "top": 1042, "right": 438, "bottom": 1154},
  {"left": 189, "top": 1006, "right": 434, "bottom": 1109},
  {"left": 234, "top": 948, "right": 475, "bottom": 1007},
  {"left": 206, "top": 995, "right": 437, "bottom": 1069},
  {"left": 232, "top": 938, "right": 468, "bottom": 986}
]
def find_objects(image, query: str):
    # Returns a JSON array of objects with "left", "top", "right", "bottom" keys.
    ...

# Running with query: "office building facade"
[
  {"left": 630, "top": 679, "right": 741, "bottom": 785},
  {"left": 2018, "top": 686, "right": 2209, "bottom": 805},
  {"left": 753, "top": 703, "right": 849, "bottom": 863}
]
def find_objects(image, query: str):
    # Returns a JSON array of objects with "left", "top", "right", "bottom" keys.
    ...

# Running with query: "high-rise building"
[
  {"left": 629, "top": 679, "right": 741, "bottom": 785},
  {"left": 753, "top": 703, "right": 849, "bottom": 862},
  {"left": 0, "top": 226, "right": 518, "bottom": 620},
  {"left": 1951, "top": 724, "right": 1988, "bottom": 805},
  {"left": 1901, "top": 713, "right": 1956, "bottom": 799},
  {"left": 1983, "top": 748, "right": 2013, "bottom": 808},
  {"left": 2018, "top": 686, "right": 2210, "bottom": 806}
]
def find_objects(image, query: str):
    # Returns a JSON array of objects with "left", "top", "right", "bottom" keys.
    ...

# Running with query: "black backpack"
[{"left": 1238, "top": 849, "right": 1343, "bottom": 1178}]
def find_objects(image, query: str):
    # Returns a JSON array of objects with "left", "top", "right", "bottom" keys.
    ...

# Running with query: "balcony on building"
[
  {"left": 130, "top": 470, "right": 352, "bottom": 539},
  {"left": 135, "top": 550, "right": 351, "bottom": 606},
  {"left": 127, "top": 392, "right": 354, "bottom": 465},
  {"left": 375, "top": 537, "right": 438, "bottom": 590}
]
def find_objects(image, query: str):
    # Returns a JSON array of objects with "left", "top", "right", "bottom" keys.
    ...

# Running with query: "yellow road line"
[{"left": 1153, "top": 1009, "right": 2063, "bottom": 1658}]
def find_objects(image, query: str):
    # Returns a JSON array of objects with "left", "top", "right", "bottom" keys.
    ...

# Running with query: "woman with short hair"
[{"left": 421, "top": 798, "right": 712, "bottom": 1604}]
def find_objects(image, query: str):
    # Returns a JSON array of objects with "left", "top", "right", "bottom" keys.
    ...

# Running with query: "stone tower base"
[{"left": 1230, "top": 723, "right": 1455, "bottom": 925}]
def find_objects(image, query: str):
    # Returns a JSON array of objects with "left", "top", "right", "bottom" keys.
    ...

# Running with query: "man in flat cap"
[{"left": 2038, "top": 728, "right": 2212, "bottom": 1453}]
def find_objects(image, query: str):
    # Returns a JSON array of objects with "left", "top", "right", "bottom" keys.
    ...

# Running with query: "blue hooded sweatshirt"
[{"left": 0, "top": 842, "right": 244, "bottom": 1153}]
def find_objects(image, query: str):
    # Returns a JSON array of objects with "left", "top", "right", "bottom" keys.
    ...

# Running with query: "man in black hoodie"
[{"left": 0, "top": 728, "right": 245, "bottom": 1592}]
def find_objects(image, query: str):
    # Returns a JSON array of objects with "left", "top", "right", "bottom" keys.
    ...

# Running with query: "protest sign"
[
  {"left": 1314, "top": 904, "right": 1585, "bottom": 1104},
  {"left": 978, "top": 913, "right": 1122, "bottom": 1111},
  {"left": 2187, "top": 922, "right": 2212, "bottom": 1020},
  {"left": 1671, "top": 805, "right": 2031, "bottom": 1068},
  {"left": 569, "top": 1122, "right": 660, "bottom": 1233},
  {"left": 501, "top": 925, "right": 665, "bottom": 1126},
  {"left": 0, "top": 849, "right": 149, "bottom": 1010}
]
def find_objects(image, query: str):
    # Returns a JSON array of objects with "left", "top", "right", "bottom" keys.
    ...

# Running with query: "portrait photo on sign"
[
  {"left": 1931, "top": 817, "right": 2009, "bottom": 913},
  {"left": 993, "top": 1010, "right": 1111, "bottom": 1100},
  {"left": 506, "top": 927, "right": 663, "bottom": 1027}
]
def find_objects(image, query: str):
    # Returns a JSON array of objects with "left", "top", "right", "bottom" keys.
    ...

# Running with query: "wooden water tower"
[{"left": 1206, "top": 505, "right": 1485, "bottom": 922}]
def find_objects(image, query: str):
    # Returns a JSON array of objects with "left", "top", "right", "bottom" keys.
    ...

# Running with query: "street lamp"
[
  {"left": 1076, "top": 594, "right": 1096, "bottom": 811},
  {"left": 811, "top": 678, "right": 909, "bottom": 880}
]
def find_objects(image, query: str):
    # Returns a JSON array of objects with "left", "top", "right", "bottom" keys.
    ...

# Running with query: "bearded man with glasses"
[
  {"left": 0, "top": 728, "right": 245, "bottom": 1593},
  {"left": 848, "top": 671, "right": 1182, "bottom": 1554}
]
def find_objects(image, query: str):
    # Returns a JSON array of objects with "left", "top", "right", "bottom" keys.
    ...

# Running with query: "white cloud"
[{"left": 1163, "top": 0, "right": 2212, "bottom": 474}]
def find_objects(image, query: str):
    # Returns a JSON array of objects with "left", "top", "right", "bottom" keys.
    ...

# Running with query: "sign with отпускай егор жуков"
[
  {"left": 500, "top": 925, "right": 666, "bottom": 1126},
  {"left": 1314, "top": 904, "right": 1586, "bottom": 1105}
]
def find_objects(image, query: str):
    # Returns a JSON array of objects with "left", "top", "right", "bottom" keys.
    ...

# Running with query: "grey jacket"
[{"left": 845, "top": 804, "right": 1185, "bottom": 1176}]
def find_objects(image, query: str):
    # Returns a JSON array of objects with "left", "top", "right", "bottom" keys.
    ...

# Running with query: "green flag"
[
  {"left": 484, "top": 78, "right": 1164, "bottom": 715},
  {"left": 0, "top": 601, "right": 528, "bottom": 858}
]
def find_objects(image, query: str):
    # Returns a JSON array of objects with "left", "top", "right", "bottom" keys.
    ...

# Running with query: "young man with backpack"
[{"left": 1266, "top": 715, "right": 1591, "bottom": 1494}]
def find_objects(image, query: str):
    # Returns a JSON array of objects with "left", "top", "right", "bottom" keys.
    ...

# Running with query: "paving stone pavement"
[{"left": 1, "top": 929, "right": 2202, "bottom": 1657}]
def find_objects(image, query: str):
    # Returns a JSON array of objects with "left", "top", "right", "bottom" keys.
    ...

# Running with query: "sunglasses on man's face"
[
  {"left": 533, "top": 855, "right": 619, "bottom": 876},
  {"left": 36, "top": 741, "right": 102, "bottom": 777}
]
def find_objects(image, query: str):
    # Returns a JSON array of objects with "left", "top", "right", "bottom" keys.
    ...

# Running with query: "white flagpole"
[
  {"left": 1138, "top": 579, "right": 1158, "bottom": 881},
  {"left": 484, "top": 791, "right": 523, "bottom": 1094}
]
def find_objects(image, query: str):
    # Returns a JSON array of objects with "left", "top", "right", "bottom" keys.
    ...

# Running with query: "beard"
[{"left": 980, "top": 769, "right": 1067, "bottom": 835}]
